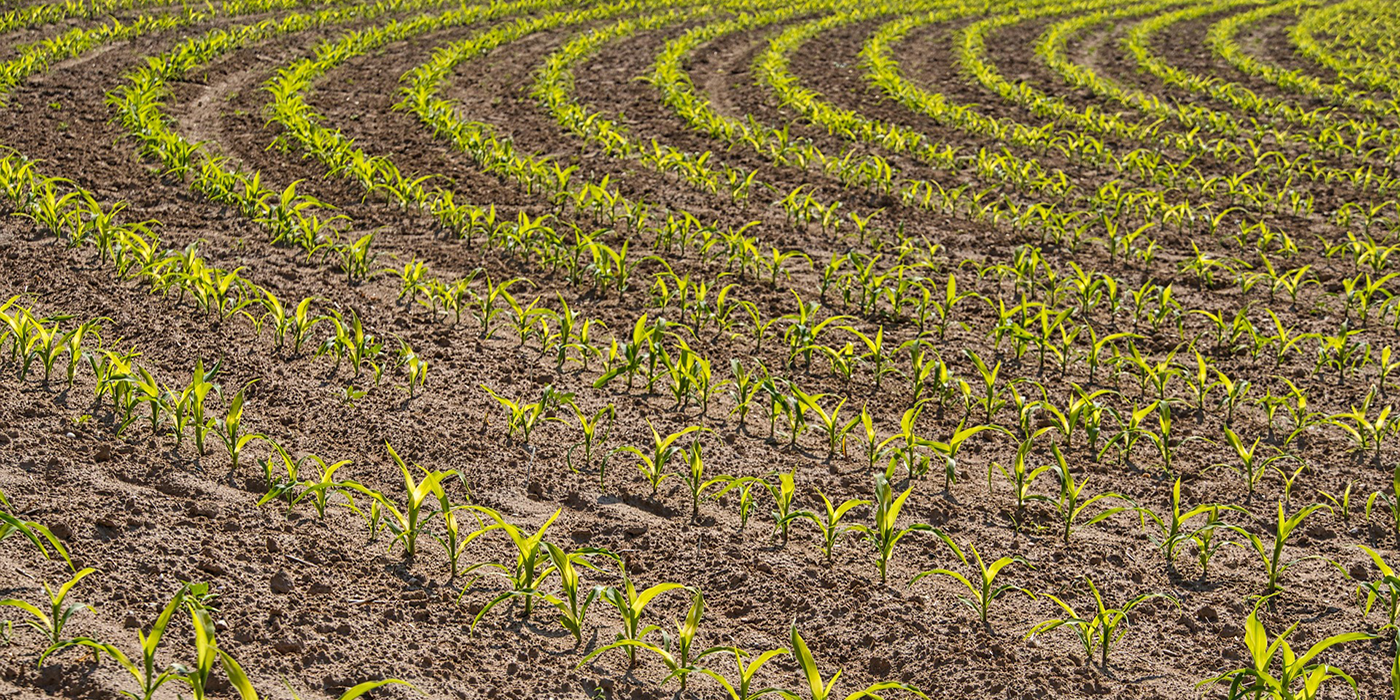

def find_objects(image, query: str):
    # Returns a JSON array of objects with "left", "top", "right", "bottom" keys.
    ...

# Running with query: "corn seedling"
[
  {"left": 1216, "top": 427, "right": 1296, "bottom": 502},
  {"left": 677, "top": 442, "right": 730, "bottom": 523},
  {"left": 0, "top": 567, "right": 95, "bottom": 649},
  {"left": 565, "top": 402, "right": 615, "bottom": 474},
  {"left": 186, "top": 359, "right": 218, "bottom": 456},
  {"left": 1329, "top": 389, "right": 1398, "bottom": 463},
  {"left": 930, "top": 420, "right": 1005, "bottom": 491},
  {"left": 0, "top": 489, "right": 73, "bottom": 570},
  {"left": 793, "top": 387, "right": 856, "bottom": 461},
  {"left": 1228, "top": 502, "right": 1330, "bottom": 596},
  {"left": 1368, "top": 463, "right": 1400, "bottom": 540},
  {"left": 851, "top": 472, "right": 933, "bottom": 583},
  {"left": 347, "top": 442, "right": 455, "bottom": 558},
  {"left": 765, "top": 469, "right": 799, "bottom": 543},
  {"left": 585, "top": 588, "right": 715, "bottom": 690},
  {"left": 788, "top": 624, "right": 928, "bottom": 700},
  {"left": 689, "top": 646, "right": 790, "bottom": 700},
  {"left": 1318, "top": 482, "right": 1356, "bottom": 523},
  {"left": 711, "top": 476, "right": 763, "bottom": 532},
  {"left": 1191, "top": 506, "right": 1233, "bottom": 580},
  {"left": 1050, "top": 448, "right": 1135, "bottom": 544},
  {"left": 1347, "top": 545, "right": 1400, "bottom": 632},
  {"left": 46, "top": 586, "right": 187, "bottom": 700},
  {"left": 1027, "top": 577, "right": 1176, "bottom": 669},
  {"left": 965, "top": 349, "right": 1007, "bottom": 422},
  {"left": 180, "top": 600, "right": 254, "bottom": 700},
  {"left": 1197, "top": 596, "right": 1372, "bottom": 699},
  {"left": 283, "top": 680, "right": 418, "bottom": 700},
  {"left": 210, "top": 380, "right": 263, "bottom": 475},
  {"left": 785, "top": 490, "right": 868, "bottom": 564},
  {"left": 466, "top": 506, "right": 562, "bottom": 625},
  {"left": 481, "top": 383, "right": 553, "bottom": 445},
  {"left": 541, "top": 542, "right": 606, "bottom": 646},
  {"left": 615, "top": 422, "right": 706, "bottom": 496},
  {"left": 1141, "top": 478, "right": 1239, "bottom": 570},
  {"left": 431, "top": 491, "right": 477, "bottom": 582},
  {"left": 594, "top": 554, "right": 686, "bottom": 667},
  {"left": 911, "top": 532, "right": 1033, "bottom": 630}
]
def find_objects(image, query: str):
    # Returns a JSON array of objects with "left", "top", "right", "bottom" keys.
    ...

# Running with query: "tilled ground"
[{"left": 2, "top": 1, "right": 1400, "bottom": 699}]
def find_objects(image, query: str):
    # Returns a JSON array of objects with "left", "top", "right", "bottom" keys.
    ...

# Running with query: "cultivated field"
[{"left": 1, "top": 0, "right": 1399, "bottom": 698}]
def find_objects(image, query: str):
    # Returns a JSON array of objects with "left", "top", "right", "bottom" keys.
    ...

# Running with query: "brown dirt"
[{"left": 2, "top": 3, "right": 1400, "bottom": 700}]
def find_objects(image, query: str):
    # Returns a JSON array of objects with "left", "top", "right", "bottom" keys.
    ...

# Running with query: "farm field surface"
[{"left": 3, "top": 0, "right": 1400, "bottom": 697}]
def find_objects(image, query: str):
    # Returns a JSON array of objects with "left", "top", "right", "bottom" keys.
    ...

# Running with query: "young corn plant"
[
  {"left": 1329, "top": 390, "right": 1398, "bottom": 464},
  {"left": 0, "top": 567, "right": 96, "bottom": 649},
  {"left": 689, "top": 646, "right": 790, "bottom": 700},
  {"left": 431, "top": 491, "right": 475, "bottom": 583},
  {"left": 565, "top": 403, "right": 614, "bottom": 474},
  {"left": 257, "top": 445, "right": 358, "bottom": 520},
  {"left": 1140, "top": 478, "right": 1239, "bottom": 570},
  {"left": 1228, "top": 502, "right": 1329, "bottom": 597},
  {"left": 1367, "top": 463, "right": 1400, "bottom": 540},
  {"left": 727, "top": 359, "right": 764, "bottom": 429},
  {"left": 1050, "top": 450, "right": 1135, "bottom": 544},
  {"left": 966, "top": 349, "right": 1008, "bottom": 422},
  {"left": 765, "top": 470, "right": 798, "bottom": 543},
  {"left": 1347, "top": 545, "right": 1400, "bottom": 632},
  {"left": 711, "top": 476, "right": 763, "bottom": 532},
  {"left": 987, "top": 431, "right": 1054, "bottom": 527},
  {"left": 1197, "top": 597, "right": 1372, "bottom": 699},
  {"left": 794, "top": 388, "right": 856, "bottom": 461},
  {"left": 614, "top": 422, "right": 706, "bottom": 496},
  {"left": 186, "top": 359, "right": 218, "bottom": 457},
  {"left": 211, "top": 381, "right": 263, "bottom": 475},
  {"left": 1191, "top": 506, "right": 1233, "bottom": 580},
  {"left": 929, "top": 421, "right": 1005, "bottom": 491},
  {"left": 1318, "top": 482, "right": 1356, "bottom": 523},
  {"left": 1216, "top": 427, "right": 1296, "bottom": 502},
  {"left": 676, "top": 442, "right": 730, "bottom": 523},
  {"left": 282, "top": 680, "right": 417, "bottom": 700},
  {"left": 348, "top": 442, "right": 455, "bottom": 558},
  {"left": 876, "top": 404, "right": 932, "bottom": 482},
  {"left": 788, "top": 624, "right": 927, "bottom": 700},
  {"left": 857, "top": 406, "right": 883, "bottom": 472},
  {"left": 46, "top": 586, "right": 188, "bottom": 700},
  {"left": 1101, "top": 401, "right": 1160, "bottom": 466},
  {"left": 481, "top": 384, "right": 552, "bottom": 445},
  {"left": 179, "top": 599, "right": 253, "bottom": 700},
  {"left": 541, "top": 542, "right": 605, "bottom": 647},
  {"left": 469, "top": 275, "right": 525, "bottom": 340},
  {"left": 584, "top": 588, "right": 715, "bottom": 691},
  {"left": 910, "top": 533, "right": 1033, "bottom": 631},
  {"left": 851, "top": 473, "right": 932, "bottom": 584},
  {"left": 595, "top": 557, "right": 686, "bottom": 667},
  {"left": 785, "top": 491, "right": 868, "bottom": 564},
  {"left": 0, "top": 489, "right": 73, "bottom": 570},
  {"left": 1026, "top": 577, "right": 1176, "bottom": 669},
  {"left": 467, "top": 507, "right": 563, "bottom": 626}
]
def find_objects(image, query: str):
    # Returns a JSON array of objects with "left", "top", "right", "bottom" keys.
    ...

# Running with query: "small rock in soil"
[
  {"left": 188, "top": 503, "right": 220, "bottom": 519},
  {"left": 270, "top": 569, "right": 293, "bottom": 594}
]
